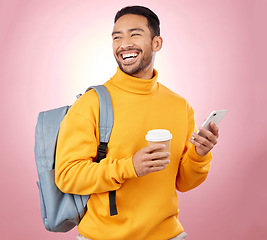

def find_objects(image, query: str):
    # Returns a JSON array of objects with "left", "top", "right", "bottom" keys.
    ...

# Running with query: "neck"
[
  {"left": 109, "top": 67, "right": 158, "bottom": 95},
  {"left": 131, "top": 66, "right": 154, "bottom": 80}
]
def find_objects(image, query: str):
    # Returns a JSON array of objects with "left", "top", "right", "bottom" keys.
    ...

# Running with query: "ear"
[{"left": 152, "top": 36, "right": 163, "bottom": 52}]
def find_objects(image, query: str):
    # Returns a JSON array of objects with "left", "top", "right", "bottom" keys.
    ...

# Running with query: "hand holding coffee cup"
[
  {"left": 132, "top": 129, "right": 172, "bottom": 177},
  {"left": 145, "top": 129, "right": 172, "bottom": 160}
]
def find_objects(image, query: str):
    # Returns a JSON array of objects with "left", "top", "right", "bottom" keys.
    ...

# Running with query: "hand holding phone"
[
  {"left": 198, "top": 110, "right": 227, "bottom": 138},
  {"left": 190, "top": 110, "right": 227, "bottom": 156}
]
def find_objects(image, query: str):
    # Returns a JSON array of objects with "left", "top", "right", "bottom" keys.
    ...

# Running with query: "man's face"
[{"left": 112, "top": 14, "right": 156, "bottom": 79}]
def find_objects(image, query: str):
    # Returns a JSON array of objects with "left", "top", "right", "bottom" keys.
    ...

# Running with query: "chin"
[{"left": 118, "top": 64, "right": 136, "bottom": 75}]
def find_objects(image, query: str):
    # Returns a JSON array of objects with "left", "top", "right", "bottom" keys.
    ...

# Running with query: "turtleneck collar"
[{"left": 109, "top": 67, "right": 158, "bottom": 95}]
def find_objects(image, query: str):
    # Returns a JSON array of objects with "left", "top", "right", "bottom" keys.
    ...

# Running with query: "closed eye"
[
  {"left": 113, "top": 36, "right": 121, "bottom": 40},
  {"left": 131, "top": 33, "right": 141, "bottom": 37}
]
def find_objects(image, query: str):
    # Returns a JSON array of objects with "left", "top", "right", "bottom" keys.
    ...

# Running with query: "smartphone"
[{"left": 198, "top": 110, "right": 227, "bottom": 137}]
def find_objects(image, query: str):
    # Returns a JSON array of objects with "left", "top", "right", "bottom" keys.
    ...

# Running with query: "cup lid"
[{"left": 145, "top": 129, "right": 172, "bottom": 142}]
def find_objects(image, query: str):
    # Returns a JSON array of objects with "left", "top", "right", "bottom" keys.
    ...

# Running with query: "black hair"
[{"left": 114, "top": 6, "right": 160, "bottom": 38}]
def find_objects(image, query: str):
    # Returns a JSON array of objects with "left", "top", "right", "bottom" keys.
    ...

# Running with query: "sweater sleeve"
[
  {"left": 55, "top": 91, "right": 137, "bottom": 195},
  {"left": 176, "top": 103, "right": 212, "bottom": 192}
]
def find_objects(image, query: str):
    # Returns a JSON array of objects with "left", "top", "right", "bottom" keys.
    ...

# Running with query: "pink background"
[{"left": 0, "top": 0, "right": 266, "bottom": 239}]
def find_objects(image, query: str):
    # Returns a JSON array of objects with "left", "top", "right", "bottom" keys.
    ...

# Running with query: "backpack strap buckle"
[{"left": 96, "top": 142, "right": 108, "bottom": 163}]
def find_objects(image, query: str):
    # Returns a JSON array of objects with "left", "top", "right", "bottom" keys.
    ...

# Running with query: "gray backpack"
[{"left": 34, "top": 85, "right": 117, "bottom": 232}]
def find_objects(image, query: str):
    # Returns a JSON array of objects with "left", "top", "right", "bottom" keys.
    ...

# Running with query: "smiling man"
[
  {"left": 112, "top": 13, "right": 162, "bottom": 79},
  {"left": 55, "top": 6, "right": 219, "bottom": 240}
]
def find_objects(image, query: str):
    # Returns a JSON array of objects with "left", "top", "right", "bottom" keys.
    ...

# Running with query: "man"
[{"left": 55, "top": 6, "right": 219, "bottom": 240}]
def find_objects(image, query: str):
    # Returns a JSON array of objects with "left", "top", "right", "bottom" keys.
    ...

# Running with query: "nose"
[{"left": 119, "top": 36, "right": 134, "bottom": 50}]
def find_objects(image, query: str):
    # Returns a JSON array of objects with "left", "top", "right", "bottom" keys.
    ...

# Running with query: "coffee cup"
[{"left": 145, "top": 129, "right": 172, "bottom": 158}]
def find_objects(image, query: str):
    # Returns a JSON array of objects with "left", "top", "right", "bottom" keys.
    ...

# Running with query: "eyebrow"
[{"left": 112, "top": 28, "right": 145, "bottom": 36}]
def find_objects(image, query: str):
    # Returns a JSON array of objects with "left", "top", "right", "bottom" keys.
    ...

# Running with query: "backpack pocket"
[{"left": 37, "top": 169, "right": 89, "bottom": 232}]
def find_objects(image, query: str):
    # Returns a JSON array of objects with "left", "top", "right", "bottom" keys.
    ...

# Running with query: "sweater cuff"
[
  {"left": 119, "top": 156, "right": 138, "bottom": 180},
  {"left": 187, "top": 146, "right": 212, "bottom": 164}
]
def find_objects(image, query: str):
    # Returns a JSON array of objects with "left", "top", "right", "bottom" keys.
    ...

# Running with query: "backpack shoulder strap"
[
  {"left": 88, "top": 85, "right": 117, "bottom": 216},
  {"left": 87, "top": 85, "right": 113, "bottom": 144}
]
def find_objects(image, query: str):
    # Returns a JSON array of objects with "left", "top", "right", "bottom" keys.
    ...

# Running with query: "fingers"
[
  {"left": 210, "top": 122, "right": 219, "bottom": 138},
  {"left": 149, "top": 164, "right": 169, "bottom": 173},
  {"left": 141, "top": 158, "right": 170, "bottom": 175},
  {"left": 146, "top": 159, "right": 170, "bottom": 169},
  {"left": 132, "top": 144, "right": 171, "bottom": 177},
  {"left": 190, "top": 133, "right": 213, "bottom": 153},
  {"left": 189, "top": 122, "right": 219, "bottom": 156},
  {"left": 144, "top": 143, "right": 166, "bottom": 153},
  {"left": 197, "top": 127, "right": 218, "bottom": 145},
  {"left": 149, "top": 150, "right": 170, "bottom": 160},
  {"left": 191, "top": 132, "right": 213, "bottom": 148}
]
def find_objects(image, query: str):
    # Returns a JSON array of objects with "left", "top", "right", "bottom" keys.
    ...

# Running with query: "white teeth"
[{"left": 122, "top": 53, "right": 138, "bottom": 60}]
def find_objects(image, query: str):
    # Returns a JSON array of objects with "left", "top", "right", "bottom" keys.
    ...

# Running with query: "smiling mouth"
[
  {"left": 121, "top": 52, "right": 138, "bottom": 60},
  {"left": 117, "top": 50, "right": 141, "bottom": 64}
]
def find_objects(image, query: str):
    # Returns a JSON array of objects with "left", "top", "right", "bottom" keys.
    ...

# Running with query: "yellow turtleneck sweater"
[{"left": 55, "top": 67, "right": 212, "bottom": 240}]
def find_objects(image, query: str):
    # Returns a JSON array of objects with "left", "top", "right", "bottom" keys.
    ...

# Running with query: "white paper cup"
[{"left": 145, "top": 129, "right": 172, "bottom": 157}]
